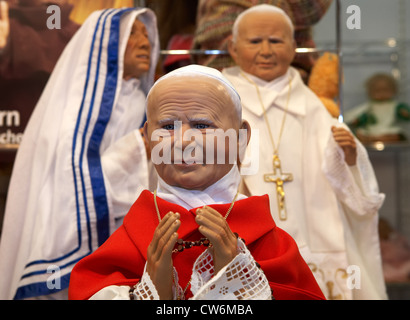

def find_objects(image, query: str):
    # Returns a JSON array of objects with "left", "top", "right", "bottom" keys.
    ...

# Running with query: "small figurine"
[{"left": 345, "top": 73, "right": 410, "bottom": 143}]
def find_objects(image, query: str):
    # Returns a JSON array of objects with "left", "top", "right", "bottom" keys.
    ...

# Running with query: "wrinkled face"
[
  {"left": 229, "top": 12, "right": 296, "bottom": 82},
  {"left": 144, "top": 77, "right": 248, "bottom": 191},
  {"left": 123, "top": 19, "right": 151, "bottom": 80}
]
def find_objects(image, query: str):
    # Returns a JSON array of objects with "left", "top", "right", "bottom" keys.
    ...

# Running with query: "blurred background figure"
[
  {"left": 0, "top": 0, "right": 79, "bottom": 234},
  {"left": 379, "top": 218, "right": 410, "bottom": 283},
  {"left": 345, "top": 73, "right": 410, "bottom": 144},
  {"left": 0, "top": 6, "right": 159, "bottom": 300},
  {"left": 193, "top": 0, "right": 332, "bottom": 83},
  {"left": 0, "top": 0, "right": 79, "bottom": 149}
]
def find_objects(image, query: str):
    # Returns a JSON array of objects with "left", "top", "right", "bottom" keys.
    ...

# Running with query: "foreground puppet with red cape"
[{"left": 68, "top": 65, "right": 325, "bottom": 300}]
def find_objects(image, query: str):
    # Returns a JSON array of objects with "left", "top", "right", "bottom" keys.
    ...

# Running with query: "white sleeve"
[
  {"left": 89, "top": 285, "right": 131, "bottom": 300},
  {"left": 101, "top": 129, "right": 149, "bottom": 229},
  {"left": 128, "top": 264, "right": 161, "bottom": 300},
  {"left": 322, "top": 132, "right": 385, "bottom": 218},
  {"left": 89, "top": 239, "right": 272, "bottom": 300},
  {"left": 89, "top": 263, "right": 178, "bottom": 300},
  {"left": 190, "top": 239, "right": 272, "bottom": 300}
]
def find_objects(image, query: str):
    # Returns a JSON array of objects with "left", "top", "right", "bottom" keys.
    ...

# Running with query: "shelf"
[
  {"left": 0, "top": 144, "right": 18, "bottom": 151},
  {"left": 365, "top": 141, "right": 410, "bottom": 152}
]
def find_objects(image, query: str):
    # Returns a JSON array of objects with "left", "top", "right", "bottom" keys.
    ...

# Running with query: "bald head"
[
  {"left": 147, "top": 64, "right": 242, "bottom": 121},
  {"left": 232, "top": 4, "right": 294, "bottom": 43}
]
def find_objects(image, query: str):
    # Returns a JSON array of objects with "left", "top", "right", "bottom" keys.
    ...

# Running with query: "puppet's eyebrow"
[
  {"left": 247, "top": 35, "right": 283, "bottom": 40},
  {"left": 187, "top": 117, "right": 214, "bottom": 124},
  {"left": 157, "top": 117, "right": 178, "bottom": 124}
]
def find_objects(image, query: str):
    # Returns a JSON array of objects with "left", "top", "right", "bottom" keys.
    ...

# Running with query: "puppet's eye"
[
  {"left": 162, "top": 124, "right": 175, "bottom": 130},
  {"left": 194, "top": 123, "right": 210, "bottom": 129},
  {"left": 269, "top": 38, "right": 283, "bottom": 44},
  {"left": 249, "top": 38, "right": 262, "bottom": 44}
]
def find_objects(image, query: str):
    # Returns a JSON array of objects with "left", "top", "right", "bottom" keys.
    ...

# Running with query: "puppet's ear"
[
  {"left": 142, "top": 121, "right": 151, "bottom": 158},
  {"left": 237, "top": 120, "right": 251, "bottom": 167},
  {"left": 241, "top": 120, "right": 251, "bottom": 146},
  {"left": 227, "top": 35, "right": 239, "bottom": 63},
  {"left": 143, "top": 121, "right": 148, "bottom": 138}
]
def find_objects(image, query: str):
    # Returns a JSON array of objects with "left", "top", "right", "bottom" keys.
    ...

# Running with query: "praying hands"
[
  {"left": 146, "top": 207, "right": 238, "bottom": 299},
  {"left": 195, "top": 206, "right": 238, "bottom": 274},
  {"left": 146, "top": 211, "right": 180, "bottom": 300}
]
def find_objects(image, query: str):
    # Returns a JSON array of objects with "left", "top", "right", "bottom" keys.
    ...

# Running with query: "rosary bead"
[{"left": 174, "top": 238, "right": 212, "bottom": 252}]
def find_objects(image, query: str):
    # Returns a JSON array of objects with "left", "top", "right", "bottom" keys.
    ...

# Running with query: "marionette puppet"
[
  {"left": 346, "top": 73, "right": 410, "bottom": 143},
  {"left": 0, "top": 7, "right": 159, "bottom": 300},
  {"left": 222, "top": 4, "right": 387, "bottom": 300},
  {"left": 68, "top": 64, "right": 325, "bottom": 300}
]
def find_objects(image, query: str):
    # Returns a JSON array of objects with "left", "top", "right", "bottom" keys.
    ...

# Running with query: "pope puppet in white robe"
[
  {"left": 222, "top": 4, "right": 387, "bottom": 300},
  {"left": 0, "top": 7, "right": 159, "bottom": 300}
]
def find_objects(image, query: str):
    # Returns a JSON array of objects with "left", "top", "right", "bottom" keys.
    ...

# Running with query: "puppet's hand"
[
  {"left": 195, "top": 206, "right": 237, "bottom": 274},
  {"left": 0, "top": 1, "right": 10, "bottom": 50},
  {"left": 147, "top": 211, "right": 180, "bottom": 299},
  {"left": 332, "top": 126, "right": 357, "bottom": 166}
]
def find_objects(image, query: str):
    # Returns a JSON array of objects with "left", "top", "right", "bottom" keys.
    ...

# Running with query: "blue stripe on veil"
[{"left": 14, "top": 8, "right": 133, "bottom": 299}]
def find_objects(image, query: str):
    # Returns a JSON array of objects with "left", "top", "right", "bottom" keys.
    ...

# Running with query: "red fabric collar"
[{"left": 123, "top": 190, "right": 276, "bottom": 260}]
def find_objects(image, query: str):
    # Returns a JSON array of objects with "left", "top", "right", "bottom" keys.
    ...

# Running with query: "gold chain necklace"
[
  {"left": 154, "top": 190, "right": 239, "bottom": 224},
  {"left": 239, "top": 71, "right": 292, "bottom": 155},
  {"left": 239, "top": 71, "right": 293, "bottom": 221},
  {"left": 153, "top": 189, "right": 240, "bottom": 299}
]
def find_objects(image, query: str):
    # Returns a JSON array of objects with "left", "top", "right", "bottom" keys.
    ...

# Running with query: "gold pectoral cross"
[{"left": 264, "top": 155, "right": 293, "bottom": 220}]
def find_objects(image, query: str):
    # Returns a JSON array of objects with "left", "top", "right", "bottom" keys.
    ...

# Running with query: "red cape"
[{"left": 69, "top": 190, "right": 325, "bottom": 300}]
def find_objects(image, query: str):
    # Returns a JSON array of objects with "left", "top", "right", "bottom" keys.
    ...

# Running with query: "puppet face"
[
  {"left": 145, "top": 77, "right": 247, "bottom": 190},
  {"left": 368, "top": 79, "right": 396, "bottom": 101},
  {"left": 229, "top": 11, "right": 296, "bottom": 82},
  {"left": 123, "top": 19, "right": 151, "bottom": 80}
]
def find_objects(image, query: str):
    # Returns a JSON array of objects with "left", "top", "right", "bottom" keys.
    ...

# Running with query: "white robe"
[
  {"left": 0, "top": 8, "right": 159, "bottom": 300},
  {"left": 222, "top": 66, "right": 387, "bottom": 300}
]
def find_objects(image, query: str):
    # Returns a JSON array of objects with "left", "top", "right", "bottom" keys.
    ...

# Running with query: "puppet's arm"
[{"left": 323, "top": 124, "right": 385, "bottom": 218}]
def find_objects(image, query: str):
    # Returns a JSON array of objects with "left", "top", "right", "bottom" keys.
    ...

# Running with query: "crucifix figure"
[{"left": 264, "top": 155, "right": 293, "bottom": 220}]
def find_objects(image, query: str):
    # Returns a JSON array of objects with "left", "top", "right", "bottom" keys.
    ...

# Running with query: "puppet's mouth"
[
  {"left": 172, "top": 157, "right": 204, "bottom": 167},
  {"left": 256, "top": 61, "right": 275, "bottom": 67},
  {"left": 175, "top": 160, "right": 199, "bottom": 166}
]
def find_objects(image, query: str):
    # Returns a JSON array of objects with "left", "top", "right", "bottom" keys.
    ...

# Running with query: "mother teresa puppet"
[
  {"left": 68, "top": 65, "right": 325, "bottom": 301},
  {"left": 0, "top": 7, "right": 159, "bottom": 300}
]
